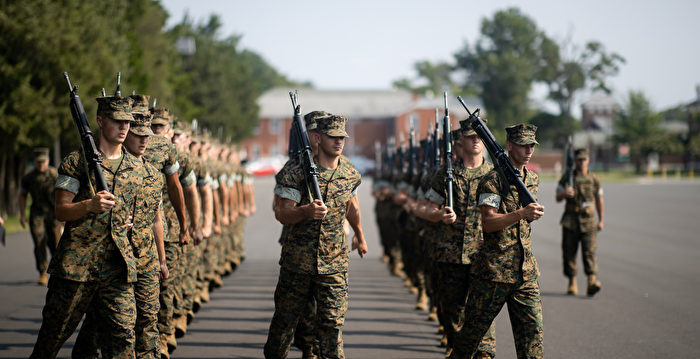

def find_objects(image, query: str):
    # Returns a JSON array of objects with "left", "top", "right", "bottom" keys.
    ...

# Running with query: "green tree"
[
  {"left": 613, "top": 90, "right": 663, "bottom": 172},
  {"left": 392, "top": 60, "right": 466, "bottom": 97},
  {"left": 454, "top": 8, "right": 550, "bottom": 134}
]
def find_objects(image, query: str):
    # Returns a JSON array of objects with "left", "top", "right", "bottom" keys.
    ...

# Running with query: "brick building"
[{"left": 242, "top": 88, "right": 481, "bottom": 161}]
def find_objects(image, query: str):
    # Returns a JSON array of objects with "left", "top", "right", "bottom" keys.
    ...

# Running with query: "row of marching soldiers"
[
  {"left": 30, "top": 91, "right": 255, "bottom": 359},
  {"left": 374, "top": 114, "right": 501, "bottom": 359}
]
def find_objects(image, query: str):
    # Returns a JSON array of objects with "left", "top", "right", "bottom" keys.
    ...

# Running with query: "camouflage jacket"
[
  {"left": 21, "top": 166, "right": 58, "bottom": 216},
  {"left": 274, "top": 156, "right": 361, "bottom": 275},
  {"left": 427, "top": 159, "right": 493, "bottom": 264},
  {"left": 557, "top": 172, "right": 602, "bottom": 232},
  {"left": 131, "top": 160, "right": 163, "bottom": 259},
  {"left": 472, "top": 167, "right": 540, "bottom": 283},
  {"left": 51, "top": 148, "right": 145, "bottom": 283}
]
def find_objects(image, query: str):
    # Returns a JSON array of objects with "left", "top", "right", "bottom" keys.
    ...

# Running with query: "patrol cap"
[
  {"left": 129, "top": 94, "right": 151, "bottom": 116},
  {"left": 128, "top": 94, "right": 154, "bottom": 136},
  {"left": 317, "top": 115, "right": 348, "bottom": 137},
  {"left": 96, "top": 96, "right": 134, "bottom": 122},
  {"left": 505, "top": 124, "right": 539, "bottom": 145},
  {"left": 575, "top": 148, "right": 589, "bottom": 160},
  {"left": 33, "top": 147, "right": 50, "bottom": 162},
  {"left": 451, "top": 128, "right": 464, "bottom": 142},
  {"left": 458, "top": 117, "right": 487, "bottom": 137},
  {"left": 150, "top": 107, "right": 170, "bottom": 126},
  {"left": 304, "top": 110, "right": 331, "bottom": 131}
]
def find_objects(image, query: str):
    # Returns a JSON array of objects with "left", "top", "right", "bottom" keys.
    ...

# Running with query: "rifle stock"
[
  {"left": 64, "top": 72, "right": 109, "bottom": 193},
  {"left": 456, "top": 96, "right": 538, "bottom": 208}
]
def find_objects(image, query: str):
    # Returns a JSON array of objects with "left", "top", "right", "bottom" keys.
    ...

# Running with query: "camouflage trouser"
[
  {"left": 158, "top": 242, "right": 181, "bottom": 336},
  {"left": 436, "top": 262, "right": 496, "bottom": 357},
  {"left": 264, "top": 268, "right": 348, "bottom": 359},
  {"left": 73, "top": 254, "right": 161, "bottom": 359},
  {"left": 29, "top": 213, "right": 60, "bottom": 274},
  {"left": 293, "top": 296, "right": 318, "bottom": 354},
  {"left": 31, "top": 253, "right": 135, "bottom": 359},
  {"left": 181, "top": 243, "right": 201, "bottom": 314},
  {"left": 452, "top": 279, "right": 543, "bottom": 359},
  {"left": 562, "top": 227, "right": 597, "bottom": 277},
  {"left": 203, "top": 233, "right": 221, "bottom": 280}
]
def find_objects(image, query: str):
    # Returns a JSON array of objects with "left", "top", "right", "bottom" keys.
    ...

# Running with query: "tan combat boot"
[
  {"left": 159, "top": 334, "right": 170, "bottom": 359},
  {"left": 167, "top": 332, "right": 177, "bottom": 353},
  {"left": 37, "top": 272, "right": 48, "bottom": 286},
  {"left": 193, "top": 289, "right": 202, "bottom": 312},
  {"left": 200, "top": 282, "right": 210, "bottom": 303},
  {"left": 174, "top": 315, "right": 187, "bottom": 338},
  {"left": 567, "top": 276, "right": 578, "bottom": 295},
  {"left": 439, "top": 333, "right": 448, "bottom": 347},
  {"left": 187, "top": 309, "right": 195, "bottom": 324},
  {"left": 587, "top": 274, "right": 601, "bottom": 297},
  {"left": 428, "top": 305, "right": 438, "bottom": 321},
  {"left": 415, "top": 289, "right": 428, "bottom": 311}
]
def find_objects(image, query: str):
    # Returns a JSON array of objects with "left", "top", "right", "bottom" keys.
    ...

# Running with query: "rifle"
[
  {"left": 64, "top": 72, "right": 110, "bottom": 193},
  {"left": 456, "top": 96, "right": 538, "bottom": 208},
  {"left": 114, "top": 72, "right": 121, "bottom": 96},
  {"left": 443, "top": 92, "right": 454, "bottom": 209},
  {"left": 408, "top": 118, "right": 417, "bottom": 179},
  {"left": 565, "top": 136, "right": 574, "bottom": 188},
  {"left": 433, "top": 109, "right": 440, "bottom": 169},
  {"left": 289, "top": 91, "right": 323, "bottom": 202}
]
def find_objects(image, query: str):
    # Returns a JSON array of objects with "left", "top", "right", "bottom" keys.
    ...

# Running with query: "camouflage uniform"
[
  {"left": 30, "top": 95, "right": 144, "bottom": 359},
  {"left": 557, "top": 155, "right": 603, "bottom": 279},
  {"left": 427, "top": 157, "right": 496, "bottom": 356},
  {"left": 265, "top": 115, "right": 361, "bottom": 359},
  {"left": 451, "top": 124, "right": 543, "bottom": 359},
  {"left": 142, "top": 111, "right": 182, "bottom": 349},
  {"left": 20, "top": 149, "right": 60, "bottom": 275}
]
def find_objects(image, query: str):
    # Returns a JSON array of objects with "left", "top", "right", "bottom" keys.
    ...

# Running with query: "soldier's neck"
[
  {"left": 317, "top": 152, "right": 340, "bottom": 170},
  {"left": 98, "top": 138, "right": 123, "bottom": 160},
  {"left": 461, "top": 153, "right": 484, "bottom": 169}
]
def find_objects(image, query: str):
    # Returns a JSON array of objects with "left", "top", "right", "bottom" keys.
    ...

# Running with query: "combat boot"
[
  {"left": 567, "top": 276, "right": 578, "bottom": 295},
  {"left": 440, "top": 333, "right": 448, "bottom": 347},
  {"left": 167, "top": 333, "right": 177, "bottom": 353},
  {"left": 159, "top": 334, "right": 170, "bottom": 359},
  {"left": 200, "top": 282, "right": 210, "bottom": 303},
  {"left": 37, "top": 272, "right": 48, "bottom": 286},
  {"left": 223, "top": 261, "right": 233, "bottom": 275},
  {"left": 210, "top": 274, "right": 223, "bottom": 289},
  {"left": 193, "top": 289, "right": 202, "bottom": 312},
  {"left": 474, "top": 351, "right": 493, "bottom": 359},
  {"left": 174, "top": 315, "right": 187, "bottom": 338},
  {"left": 587, "top": 274, "right": 601, "bottom": 297},
  {"left": 428, "top": 305, "right": 438, "bottom": 321},
  {"left": 415, "top": 289, "right": 428, "bottom": 311},
  {"left": 187, "top": 309, "right": 195, "bottom": 324}
]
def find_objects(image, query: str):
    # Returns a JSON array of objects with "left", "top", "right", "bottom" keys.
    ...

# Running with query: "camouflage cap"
[
  {"left": 96, "top": 96, "right": 134, "bottom": 122},
  {"left": 575, "top": 148, "right": 589, "bottom": 159},
  {"left": 172, "top": 118, "right": 189, "bottom": 136},
  {"left": 304, "top": 110, "right": 331, "bottom": 131},
  {"left": 317, "top": 115, "right": 348, "bottom": 137},
  {"left": 33, "top": 147, "right": 49, "bottom": 162},
  {"left": 129, "top": 94, "right": 151, "bottom": 116},
  {"left": 451, "top": 128, "right": 464, "bottom": 142},
  {"left": 506, "top": 123, "right": 539, "bottom": 145},
  {"left": 458, "top": 117, "right": 487, "bottom": 137},
  {"left": 150, "top": 107, "right": 170, "bottom": 126}
]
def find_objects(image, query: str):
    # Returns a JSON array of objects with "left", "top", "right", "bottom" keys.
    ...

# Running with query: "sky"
[{"left": 162, "top": 0, "right": 700, "bottom": 114}]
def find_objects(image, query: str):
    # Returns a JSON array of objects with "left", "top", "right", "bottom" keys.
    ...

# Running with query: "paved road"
[{"left": 1, "top": 177, "right": 699, "bottom": 358}]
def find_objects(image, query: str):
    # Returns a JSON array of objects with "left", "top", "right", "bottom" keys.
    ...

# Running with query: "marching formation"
[
  {"left": 27, "top": 74, "right": 255, "bottom": 359},
  {"left": 373, "top": 94, "right": 554, "bottom": 359}
]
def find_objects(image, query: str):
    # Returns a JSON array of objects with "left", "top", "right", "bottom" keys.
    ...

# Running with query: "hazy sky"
[{"left": 162, "top": 0, "right": 700, "bottom": 113}]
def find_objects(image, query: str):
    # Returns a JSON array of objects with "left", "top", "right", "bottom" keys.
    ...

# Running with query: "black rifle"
[
  {"left": 433, "top": 110, "right": 440, "bottom": 169},
  {"left": 457, "top": 96, "right": 538, "bottom": 208},
  {"left": 289, "top": 91, "right": 323, "bottom": 202},
  {"left": 64, "top": 72, "right": 109, "bottom": 193},
  {"left": 288, "top": 120, "right": 299, "bottom": 158},
  {"left": 114, "top": 72, "right": 121, "bottom": 96},
  {"left": 565, "top": 136, "right": 574, "bottom": 188},
  {"left": 408, "top": 119, "right": 417, "bottom": 179},
  {"left": 443, "top": 93, "right": 454, "bottom": 209}
]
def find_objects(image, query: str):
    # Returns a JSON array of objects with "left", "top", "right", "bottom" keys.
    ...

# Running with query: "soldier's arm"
[
  {"left": 55, "top": 189, "right": 115, "bottom": 222},
  {"left": 595, "top": 194, "right": 604, "bottom": 231},
  {"left": 212, "top": 185, "right": 222, "bottom": 234},
  {"left": 248, "top": 180, "right": 256, "bottom": 214},
  {"left": 182, "top": 182, "right": 202, "bottom": 244},
  {"left": 229, "top": 179, "right": 238, "bottom": 222},
  {"left": 274, "top": 198, "right": 326, "bottom": 225},
  {"left": 166, "top": 173, "right": 190, "bottom": 244},
  {"left": 152, "top": 206, "right": 168, "bottom": 280},
  {"left": 346, "top": 195, "right": 367, "bottom": 258},
  {"left": 480, "top": 202, "right": 544, "bottom": 233},
  {"left": 17, "top": 190, "right": 28, "bottom": 228},
  {"left": 199, "top": 183, "right": 213, "bottom": 238}
]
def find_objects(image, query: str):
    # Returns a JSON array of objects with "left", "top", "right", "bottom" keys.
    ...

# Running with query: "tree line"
[
  {"left": 394, "top": 7, "right": 700, "bottom": 171},
  {"left": 0, "top": 0, "right": 299, "bottom": 216}
]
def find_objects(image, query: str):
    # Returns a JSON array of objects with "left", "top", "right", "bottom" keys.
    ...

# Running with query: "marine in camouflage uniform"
[
  {"left": 556, "top": 148, "right": 604, "bottom": 296},
  {"left": 265, "top": 115, "right": 366, "bottom": 359},
  {"left": 450, "top": 124, "right": 545, "bottom": 359},
  {"left": 72, "top": 94, "right": 168, "bottom": 359},
  {"left": 31, "top": 96, "right": 144, "bottom": 359},
  {"left": 424, "top": 123, "right": 496, "bottom": 357},
  {"left": 19, "top": 147, "right": 61, "bottom": 285},
  {"left": 143, "top": 106, "right": 188, "bottom": 356}
]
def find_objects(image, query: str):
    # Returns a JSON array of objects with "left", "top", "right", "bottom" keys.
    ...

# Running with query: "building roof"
[
  {"left": 581, "top": 91, "right": 617, "bottom": 111},
  {"left": 258, "top": 87, "right": 481, "bottom": 120}
]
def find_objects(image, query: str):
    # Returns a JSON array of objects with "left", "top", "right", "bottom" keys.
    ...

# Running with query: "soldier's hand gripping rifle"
[
  {"left": 64, "top": 72, "right": 110, "bottom": 193},
  {"left": 565, "top": 136, "right": 574, "bottom": 188},
  {"left": 456, "top": 96, "right": 538, "bottom": 208},
  {"left": 443, "top": 92, "right": 454, "bottom": 209},
  {"left": 289, "top": 91, "right": 323, "bottom": 202}
]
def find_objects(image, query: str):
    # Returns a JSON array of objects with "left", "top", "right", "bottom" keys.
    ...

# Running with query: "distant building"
[{"left": 242, "top": 88, "right": 481, "bottom": 161}]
